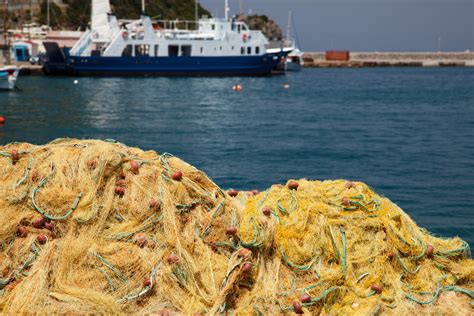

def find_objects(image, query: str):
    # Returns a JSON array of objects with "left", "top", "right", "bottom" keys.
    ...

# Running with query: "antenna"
[
  {"left": 225, "top": 0, "right": 229, "bottom": 20},
  {"left": 286, "top": 10, "right": 292, "bottom": 40},
  {"left": 195, "top": 0, "right": 198, "bottom": 24},
  {"left": 141, "top": 0, "right": 145, "bottom": 13},
  {"left": 47, "top": 0, "right": 50, "bottom": 29},
  {"left": 239, "top": 0, "right": 243, "bottom": 14}
]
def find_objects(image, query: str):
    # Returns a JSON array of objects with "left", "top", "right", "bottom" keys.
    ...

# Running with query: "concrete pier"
[{"left": 303, "top": 52, "right": 474, "bottom": 68}]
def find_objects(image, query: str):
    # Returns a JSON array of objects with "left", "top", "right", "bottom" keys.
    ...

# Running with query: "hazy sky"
[{"left": 199, "top": 0, "right": 473, "bottom": 52}]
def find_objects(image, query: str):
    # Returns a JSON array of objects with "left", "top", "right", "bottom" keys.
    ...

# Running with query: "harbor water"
[{"left": 1, "top": 68, "right": 473, "bottom": 245}]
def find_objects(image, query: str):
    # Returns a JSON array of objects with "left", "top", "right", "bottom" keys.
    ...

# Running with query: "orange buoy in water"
[
  {"left": 232, "top": 84, "right": 243, "bottom": 91},
  {"left": 0, "top": 116, "right": 5, "bottom": 125}
]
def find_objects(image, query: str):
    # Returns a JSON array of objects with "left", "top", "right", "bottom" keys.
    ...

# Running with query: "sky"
[{"left": 199, "top": 0, "right": 474, "bottom": 52}]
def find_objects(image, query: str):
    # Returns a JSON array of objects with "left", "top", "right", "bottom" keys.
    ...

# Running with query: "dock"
[{"left": 303, "top": 51, "right": 474, "bottom": 68}]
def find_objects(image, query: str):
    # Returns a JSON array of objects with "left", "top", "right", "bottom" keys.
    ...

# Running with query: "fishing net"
[{"left": 0, "top": 139, "right": 472, "bottom": 315}]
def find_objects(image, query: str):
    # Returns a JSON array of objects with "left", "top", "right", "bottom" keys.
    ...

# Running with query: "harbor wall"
[{"left": 303, "top": 51, "right": 474, "bottom": 67}]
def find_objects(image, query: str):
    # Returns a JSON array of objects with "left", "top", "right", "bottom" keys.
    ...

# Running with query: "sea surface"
[{"left": 1, "top": 68, "right": 473, "bottom": 245}]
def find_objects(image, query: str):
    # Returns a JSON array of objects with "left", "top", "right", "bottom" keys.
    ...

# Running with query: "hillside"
[
  {"left": 48, "top": 0, "right": 212, "bottom": 30},
  {"left": 236, "top": 14, "right": 283, "bottom": 41}
]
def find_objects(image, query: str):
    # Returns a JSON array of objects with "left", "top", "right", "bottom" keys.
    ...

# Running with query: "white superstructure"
[{"left": 69, "top": 0, "right": 273, "bottom": 59}]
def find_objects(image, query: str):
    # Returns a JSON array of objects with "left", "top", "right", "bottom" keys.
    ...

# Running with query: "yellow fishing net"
[{"left": 0, "top": 139, "right": 472, "bottom": 315}]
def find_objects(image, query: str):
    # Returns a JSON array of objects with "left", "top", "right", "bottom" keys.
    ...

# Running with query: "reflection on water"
[{"left": 1, "top": 68, "right": 473, "bottom": 245}]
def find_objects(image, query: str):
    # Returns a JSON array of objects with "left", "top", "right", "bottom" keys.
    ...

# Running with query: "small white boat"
[{"left": 0, "top": 66, "right": 20, "bottom": 91}]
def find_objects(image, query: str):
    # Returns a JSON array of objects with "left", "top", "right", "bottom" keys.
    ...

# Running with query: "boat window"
[
  {"left": 241, "top": 47, "right": 245, "bottom": 55},
  {"left": 181, "top": 45, "right": 192, "bottom": 57},
  {"left": 232, "top": 46, "right": 234, "bottom": 50},
  {"left": 200, "top": 47, "right": 204, "bottom": 54},
  {"left": 220, "top": 46, "right": 222, "bottom": 51},
  {"left": 168, "top": 45, "right": 179, "bottom": 57},
  {"left": 121, "top": 45, "right": 133, "bottom": 57},
  {"left": 247, "top": 47, "right": 252, "bottom": 55},
  {"left": 135, "top": 44, "right": 150, "bottom": 57},
  {"left": 237, "top": 25, "right": 241, "bottom": 33},
  {"left": 256, "top": 46, "right": 260, "bottom": 54},
  {"left": 211, "top": 24, "right": 215, "bottom": 30},
  {"left": 154, "top": 45, "right": 159, "bottom": 57}
]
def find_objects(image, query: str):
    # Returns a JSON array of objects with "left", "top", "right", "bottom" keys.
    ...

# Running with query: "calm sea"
[{"left": 1, "top": 68, "right": 473, "bottom": 245}]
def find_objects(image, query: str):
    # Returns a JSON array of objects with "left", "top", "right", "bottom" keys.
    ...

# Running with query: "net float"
[
  {"left": 241, "top": 262, "right": 252, "bottom": 273},
  {"left": 226, "top": 226, "right": 237, "bottom": 235},
  {"left": 0, "top": 115, "right": 5, "bottom": 124},
  {"left": 283, "top": 83, "right": 290, "bottom": 89},
  {"left": 238, "top": 247, "right": 252, "bottom": 258},
  {"left": 300, "top": 293, "right": 311, "bottom": 303},
  {"left": 135, "top": 232, "right": 147, "bottom": 247},
  {"left": 130, "top": 160, "right": 139, "bottom": 174},
  {"left": 262, "top": 206, "right": 271, "bottom": 217},
  {"left": 293, "top": 301, "right": 304, "bottom": 314},
  {"left": 17, "top": 225, "right": 28, "bottom": 237},
  {"left": 387, "top": 251, "right": 395, "bottom": 260},
  {"left": 44, "top": 221, "right": 55, "bottom": 231},
  {"left": 116, "top": 179, "right": 126, "bottom": 187},
  {"left": 171, "top": 171, "right": 183, "bottom": 181},
  {"left": 288, "top": 181, "right": 299, "bottom": 190},
  {"left": 251, "top": 189, "right": 260, "bottom": 196},
  {"left": 341, "top": 197, "right": 350, "bottom": 206},
  {"left": 143, "top": 277, "right": 152, "bottom": 287},
  {"left": 159, "top": 309, "right": 171, "bottom": 316},
  {"left": 37, "top": 234, "right": 48, "bottom": 244},
  {"left": 32, "top": 217, "right": 45, "bottom": 229},
  {"left": 11, "top": 150, "right": 20, "bottom": 164},
  {"left": 149, "top": 198, "right": 160, "bottom": 209},
  {"left": 426, "top": 245, "right": 434, "bottom": 258},
  {"left": 87, "top": 159, "right": 97, "bottom": 170},
  {"left": 227, "top": 189, "right": 239, "bottom": 197},
  {"left": 345, "top": 181, "right": 356, "bottom": 189},
  {"left": 370, "top": 284, "right": 383, "bottom": 294},
  {"left": 115, "top": 186, "right": 125, "bottom": 196},
  {"left": 167, "top": 253, "right": 180, "bottom": 263}
]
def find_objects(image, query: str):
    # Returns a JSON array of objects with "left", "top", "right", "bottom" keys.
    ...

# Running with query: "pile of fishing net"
[{"left": 0, "top": 139, "right": 472, "bottom": 315}]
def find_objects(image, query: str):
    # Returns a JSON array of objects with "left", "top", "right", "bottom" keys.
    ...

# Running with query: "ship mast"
[
  {"left": 2, "top": 0, "right": 10, "bottom": 65},
  {"left": 141, "top": 0, "right": 145, "bottom": 13},
  {"left": 286, "top": 10, "right": 292, "bottom": 41},
  {"left": 225, "top": 0, "right": 229, "bottom": 20}
]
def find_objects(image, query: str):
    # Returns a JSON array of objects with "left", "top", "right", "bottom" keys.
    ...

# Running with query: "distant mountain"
[{"left": 236, "top": 14, "right": 283, "bottom": 41}]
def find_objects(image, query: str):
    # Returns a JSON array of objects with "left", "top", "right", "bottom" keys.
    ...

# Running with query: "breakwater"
[{"left": 303, "top": 52, "right": 474, "bottom": 67}]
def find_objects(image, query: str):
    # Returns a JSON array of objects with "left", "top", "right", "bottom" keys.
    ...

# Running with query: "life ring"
[
  {"left": 242, "top": 34, "right": 248, "bottom": 42},
  {"left": 122, "top": 31, "right": 129, "bottom": 40}
]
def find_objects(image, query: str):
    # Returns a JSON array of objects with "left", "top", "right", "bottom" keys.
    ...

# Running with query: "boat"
[
  {"left": 42, "top": 0, "right": 292, "bottom": 77},
  {"left": 0, "top": 66, "right": 20, "bottom": 91},
  {"left": 275, "top": 11, "right": 304, "bottom": 72}
]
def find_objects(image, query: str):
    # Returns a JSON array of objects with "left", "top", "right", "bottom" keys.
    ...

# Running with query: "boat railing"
[
  {"left": 70, "top": 30, "right": 92, "bottom": 56},
  {"left": 152, "top": 20, "right": 199, "bottom": 31}
]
